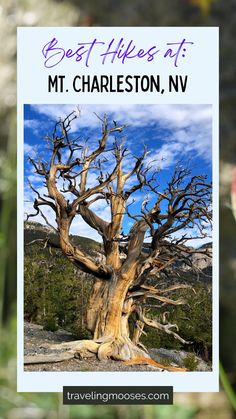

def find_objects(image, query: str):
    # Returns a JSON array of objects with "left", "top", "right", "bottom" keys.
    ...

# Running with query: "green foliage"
[
  {"left": 183, "top": 354, "right": 199, "bottom": 371},
  {"left": 160, "top": 357, "right": 173, "bottom": 367},
  {"left": 24, "top": 224, "right": 92, "bottom": 336},
  {"left": 43, "top": 316, "right": 58, "bottom": 332},
  {"left": 141, "top": 283, "right": 212, "bottom": 361},
  {"left": 69, "top": 404, "right": 198, "bottom": 419},
  {"left": 0, "top": 112, "right": 17, "bottom": 326},
  {"left": 0, "top": 317, "right": 17, "bottom": 368},
  {"left": 69, "top": 324, "right": 91, "bottom": 340}
]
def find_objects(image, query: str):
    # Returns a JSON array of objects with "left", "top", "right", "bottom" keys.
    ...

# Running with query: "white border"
[{"left": 17, "top": 27, "right": 219, "bottom": 392}]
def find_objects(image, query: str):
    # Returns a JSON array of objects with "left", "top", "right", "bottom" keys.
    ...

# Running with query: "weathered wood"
[
  {"left": 24, "top": 352, "right": 74, "bottom": 364},
  {"left": 123, "top": 358, "right": 188, "bottom": 372}
]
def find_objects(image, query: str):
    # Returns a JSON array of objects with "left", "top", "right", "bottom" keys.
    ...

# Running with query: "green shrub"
[
  {"left": 69, "top": 324, "right": 91, "bottom": 340},
  {"left": 161, "top": 357, "right": 174, "bottom": 367},
  {"left": 183, "top": 353, "right": 199, "bottom": 371},
  {"left": 43, "top": 317, "right": 58, "bottom": 332}
]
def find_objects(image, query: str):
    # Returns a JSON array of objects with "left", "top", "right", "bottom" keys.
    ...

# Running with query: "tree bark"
[{"left": 84, "top": 272, "right": 149, "bottom": 361}]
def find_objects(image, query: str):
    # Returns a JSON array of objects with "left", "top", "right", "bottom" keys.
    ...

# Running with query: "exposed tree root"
[
  {"left": 50, "top": 337, "right": 149, "bottom": 361},
  {"left": 24, "top": 338, "right": 187, "bottom": 371},
  {"left": 123, "top": 358, "right": 188, "bottom": 372},
  {"left": 24, "top": 351, "right": 75, "bottom": 364}
]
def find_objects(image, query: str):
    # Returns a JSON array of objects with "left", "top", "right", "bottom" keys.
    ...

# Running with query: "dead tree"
[{"left": 26, "top": 110, "right": 212, "bottom": 366}]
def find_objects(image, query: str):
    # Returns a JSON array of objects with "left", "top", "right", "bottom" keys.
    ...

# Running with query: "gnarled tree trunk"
[{"left": 85, "top": 275, "right": 148, "bottom": 361}]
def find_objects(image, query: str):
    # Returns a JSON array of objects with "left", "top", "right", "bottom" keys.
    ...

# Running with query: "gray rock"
[{"left": 149, "top": 348, "right": 211, "bottom": 371}]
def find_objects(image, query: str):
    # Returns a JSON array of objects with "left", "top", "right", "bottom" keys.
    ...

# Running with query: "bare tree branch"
[{"left": 135, "top": 307, "right": 191, "bottom": 344}]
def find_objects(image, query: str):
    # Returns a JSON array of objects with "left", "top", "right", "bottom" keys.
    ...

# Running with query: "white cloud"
[
  {"left": 146, "top": 142, "right": 183, "bottom": 170},
  {"left": 30, "top": 104, "right": 212, "bottom": 169},
  {"left": 27, "top": 174, "right": 42, "bottom": 184},
  {"left": 24, "top": 143, "right": 38, "bottom": 158},
  {"left": 70, "top": 215, "right": 102, "bottom": 241},
  {"left": 24, "top": 119, "right": 41, "bottom": 135},
  {"left": 171, "top": 223, "right": 212, "bottom": 248}
]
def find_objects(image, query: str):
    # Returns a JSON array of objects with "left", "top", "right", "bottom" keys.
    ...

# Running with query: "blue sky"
[{"left": 24, "top": 104, "right": 212, "bottom": 246}]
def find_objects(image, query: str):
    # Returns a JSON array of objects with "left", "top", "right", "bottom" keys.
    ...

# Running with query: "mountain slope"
[{"left": 24, "top": 221, "right": 101, "bottom": 255}]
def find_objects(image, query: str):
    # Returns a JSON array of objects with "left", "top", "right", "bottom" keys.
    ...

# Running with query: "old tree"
[{"left": 26, "top": 111, "right": 212, "bottom": 368}]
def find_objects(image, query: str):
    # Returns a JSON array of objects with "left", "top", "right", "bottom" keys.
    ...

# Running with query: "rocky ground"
[
  {"left": 24, "top": 322, "right": 211, "bottom": 372},
  {"left": 24, "top": 322, "right": 157, "bottom": 372}
]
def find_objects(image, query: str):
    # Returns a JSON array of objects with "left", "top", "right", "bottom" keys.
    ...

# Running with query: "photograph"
[
  {"left": 23, "top": 104, "right": 213, "bottom": 373},
  {"left": 1, "top": 3, "right": 235, "bottom": 418}
]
